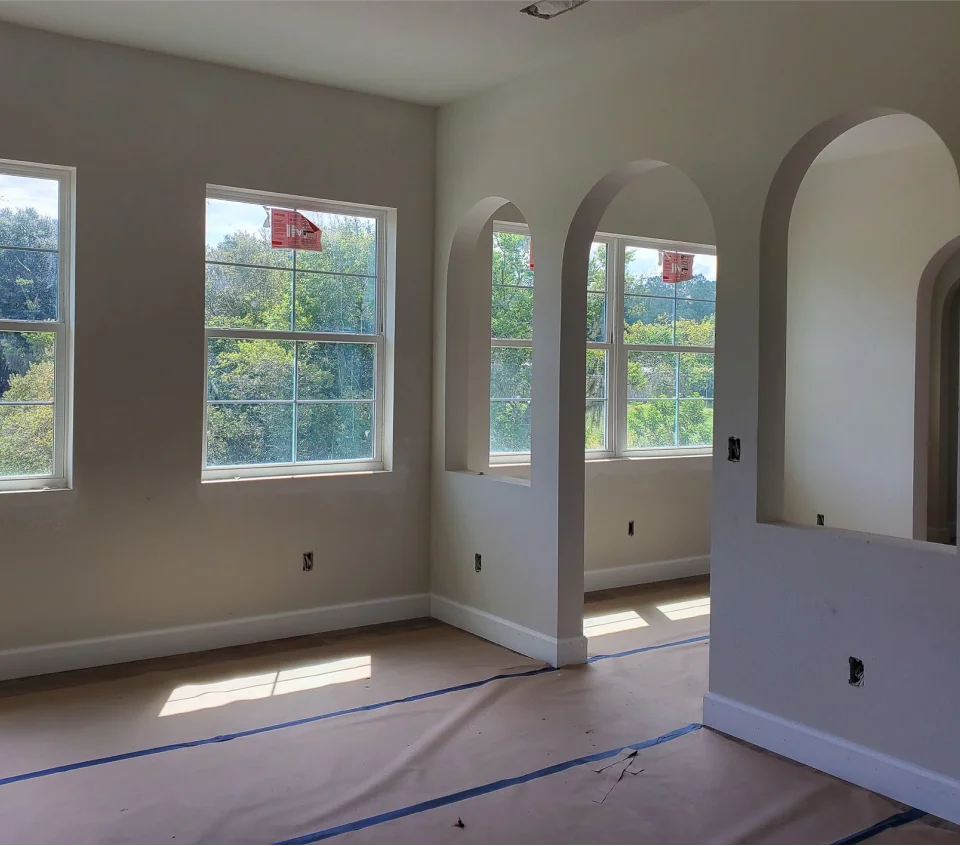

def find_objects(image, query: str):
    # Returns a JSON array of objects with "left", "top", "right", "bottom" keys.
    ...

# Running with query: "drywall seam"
[
  {"left": 0, "top": 594, "right": 431, "bottom": 681},
  {"left": 430, "top": 594, "right": 586, "bottom": 667},
  {"left": 703, "top": 692, "right": 960, "bottom": 825},
  {"left": 584, "top": 556, "right": 710, "bottom": 592}
]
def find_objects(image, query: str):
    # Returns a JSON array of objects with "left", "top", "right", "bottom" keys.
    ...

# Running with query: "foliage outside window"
[
  {"left": 621, "top": 243, "right": 715, "bottom": 452},
  {"left": 490, "top": 224, "right": 533, "bottom": 456},
  {"left": 0, "top": 162, "right": 72, "bottom": 491},
  {"left": 204, "top": 187, "right": 386, "bottom": 479},
  {"left": 490, "top": 224, "right": 715, "bottom": 461}
]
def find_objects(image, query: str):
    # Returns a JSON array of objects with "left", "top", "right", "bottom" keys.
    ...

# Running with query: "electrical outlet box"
[
  {"left": 302, "top": 551, "right": 314, "bottom": 572},
  {"left": 628, "top": 520, "right": 635, "bottom": 536},
  {"left": 727, "top": 436, "right": 741, "bottom": 462},
  {"left": 849, "top": 656, "right": 864, "bottom": 687},
  {"left": 817, "top": 514, "right": 825, "bottom": 526},
  {"left": 474, "top": 553, "right": 482, "bottom": 573}
]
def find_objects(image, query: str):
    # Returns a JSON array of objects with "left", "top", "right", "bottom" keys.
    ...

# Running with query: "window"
[
  {"left": 0, "top": 161, "right": 73, "bottom": 491},
  {"left": 490, "top": 222, "right": 533, "bottom": 459},
  {"left": 488, "top": 223, "right": 716, "bottom": 463},
  {"left": 204, "top": 186, "right": 387, "bottom": 479},
  {"left": 619, "top": 240, "right": 715, "bottom": 454}
]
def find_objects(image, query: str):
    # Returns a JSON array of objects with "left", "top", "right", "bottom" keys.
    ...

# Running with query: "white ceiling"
[
  {"left": 815, "top": 114, "right": 946, "bottom": 165},
  {"left": 0, "top": 0, "right": 701, "bottom": 106}
]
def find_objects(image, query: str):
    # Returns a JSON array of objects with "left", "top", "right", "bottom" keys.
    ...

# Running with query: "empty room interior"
[{"left": 2, "top": 1, "right": 960, "bottom": 843}]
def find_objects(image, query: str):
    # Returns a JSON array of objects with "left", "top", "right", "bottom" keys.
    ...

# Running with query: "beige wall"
[
  {"left": 785, "top": 133, "right": 960, "bottom": 537},
  {"left": 0, "top": 23, "right": 435, "bottom": 651}
]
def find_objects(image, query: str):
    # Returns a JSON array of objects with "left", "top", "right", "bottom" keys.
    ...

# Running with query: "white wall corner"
[
  {"left": 0, "top": 594, "right": 431, "bottom": 682},
  {"left": 584, "top": 555, "right": 710, "bottom": 593},
  {"left": 703, "top": 691, "right": 960, "bottom": 825},
  {"left": 430, "top": 594, "right": 583, "bottom": 667}
]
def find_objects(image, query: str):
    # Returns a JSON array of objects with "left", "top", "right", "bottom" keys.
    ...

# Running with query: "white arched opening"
[
  {"left": 444, "top": 197, "right": 534, "bottom": 476},
  {"left": 760, "top": 111, "right": 960, "bottom": 538},
  {"left": 561, "top": 161, "right": 718, "bottom": 587}
]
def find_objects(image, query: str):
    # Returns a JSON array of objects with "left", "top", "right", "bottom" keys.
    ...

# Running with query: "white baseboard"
[
  {"left": 703, "top": 692, "right": 960, "bottom": 825},
  {"left": 0, "top": 593, "right": 431, "bottom": 682},
  {"left": 585, "top": 555, "right": 710, "bottom": 593},
  {"left": 430, "top": 594, "right": 587, "bottom": 667}
]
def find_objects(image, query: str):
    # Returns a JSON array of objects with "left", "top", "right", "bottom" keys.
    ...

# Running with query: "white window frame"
[
  {"left": 489, "top": 220, "right": 535, "bottom": 466},
  {"left": 613, "top": 233, "right": 716, "bottom": 460},
  {"left": 586, "top": 233, "right": 617, "bottom": 460},
  {"left": 488, "top": 223, "right": 715, "bottom": 465},
  {"left": 0, "top": 159, "right": 74, "bottom": 493},
  {"left": 202, "top": 185, "right": 387, "bottom": 481}
]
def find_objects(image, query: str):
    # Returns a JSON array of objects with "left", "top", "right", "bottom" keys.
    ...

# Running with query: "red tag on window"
[
  {"left": 662, "top": 251, "right": 694, "bottom": 283},
  {"left": 271, "top": 209, "right": 322, "bottom": 251}
]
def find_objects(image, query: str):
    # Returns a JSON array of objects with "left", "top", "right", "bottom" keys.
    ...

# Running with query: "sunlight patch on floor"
[
  {"left": 657, "top": 597, "right": 710, "bottom": 621},
  {"left": 583, "top": 610, "right": 649, "bottom": 637},
  {"left": 159, "top": 656, "right": 371, "bottom": 716}
]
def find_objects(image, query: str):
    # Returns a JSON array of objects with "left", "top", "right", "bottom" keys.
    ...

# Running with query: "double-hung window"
[
  {"left": 0, "top": 161, "right": 73, "bottom": 491},
  {"left": 490, "top": 222, "right": 533, "bottom": 459},
  {"left": 488, "top": 223, "right": 716, "bottom": 463},
  {"left": 618, "top": 239, "right": 715, "bottom": 454},
  {"left": 204, "top": 186, "right": 386, "bottom": 480}
]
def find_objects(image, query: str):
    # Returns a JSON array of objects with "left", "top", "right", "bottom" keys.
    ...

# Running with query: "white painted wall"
[
  {"left": 784, "top": 131, "right": 960, "bottom": 537},
  {"left": 432, "top": 0, "right": 960, "bottom": 812},
  {"left": 0, "top": 24, "right": 435, "bottom": 654}
]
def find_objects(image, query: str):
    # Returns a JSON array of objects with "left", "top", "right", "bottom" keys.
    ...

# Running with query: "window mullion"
[
  {"left": 292, "top": 340, "right": 299, "bottom": 465},
  {"left": 491, "top": 337, "right": 533, "bottom": 349},
  {"left": 674, "top": 352, "right": 681, "bottom": 448},
  {"left": 614, "top": 237, "right": 627, "bottom": 457},
  {"left": 205, "top": 327, "right": 380, "bottom": 344}
]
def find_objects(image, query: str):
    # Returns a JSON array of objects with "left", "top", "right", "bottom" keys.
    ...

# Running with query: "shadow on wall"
[
  {"left": 757, "top": 111, "right": 960, "bottom": 542},
  {"left": 917, "top": 234, "right": 960, "bottom": 545}
]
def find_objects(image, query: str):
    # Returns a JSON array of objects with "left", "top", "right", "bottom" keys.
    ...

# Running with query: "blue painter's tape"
[
  {"left": 0, "top": 665, "right": 553, "bottom": 787},
  {"left": 588, "top": 633, "right": 710, "bottom": 663},
  {"left": 833, "top": 807, "right": 927, "bottom": 844},
  {"left": 0, "top": 632, "right": 708, "bottom": 788},
  {"left": 276, "top": 723, "right": 704, "bottom": 845}
]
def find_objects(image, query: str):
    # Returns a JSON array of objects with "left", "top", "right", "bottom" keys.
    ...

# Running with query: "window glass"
[
  {"left": 204, "top": 192, "right": 383, "bottom": 476},
  {"left": 491, "top": 226, "right": 534, "bottom": 456},
  {"left": 0, "top": 167, "right": 68, "bottom": 487},
  {"left": 622, "top": 244, "right": 716, "bottom": 453}
]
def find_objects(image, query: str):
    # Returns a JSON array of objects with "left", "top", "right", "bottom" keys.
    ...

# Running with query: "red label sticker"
[
  {"left": 271, "top": 209, "right": 322, "bottom": 251},
  {"left": 662, "top": 251, "right": 694, "bottom": 284},
  {"left": 529, "top": 239, "right": 534, "bottom": 270}
]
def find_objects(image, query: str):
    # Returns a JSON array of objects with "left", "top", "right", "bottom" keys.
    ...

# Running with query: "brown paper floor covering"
[{"left": 0, "top": 577, "right": 956, "bottom": 844}]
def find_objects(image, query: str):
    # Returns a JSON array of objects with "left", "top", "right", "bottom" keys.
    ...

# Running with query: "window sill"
[
  {"left": 585, "top": 453, "right": 712, "bottom": 476},
  {"left": 0, "top": 483, "right": 76, "bottom": 507},
  {"left": 482, "top": 453, "right": 713, "bottom": 475},
  {"left": 449, "top": 469, "right": 531, "bottom": 487},
  {"left": 199, "top": 467, "right": 392, "bottom": 498},
  {"left": 471, "top": 453, "right": 713, "bottom": 483}
]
